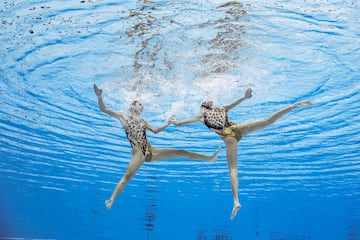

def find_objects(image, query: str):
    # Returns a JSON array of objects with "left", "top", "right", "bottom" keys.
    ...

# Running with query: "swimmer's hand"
[
  {"left": 168, "top": 115, "right": 176, "bottom": 124},
  {"left": 244, "top": 88, "right": 252, "bottom": 99},
  {"left": 93, "top": 84, "right": 102, "bottom": 97}
]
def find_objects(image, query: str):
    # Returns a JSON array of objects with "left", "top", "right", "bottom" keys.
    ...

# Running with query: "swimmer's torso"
[
  {"left": 123, "top": 116, "right": 149, "bottom": 155},
  {"left": 203, "top": 107, "right": 242, "bottom": 141},
  {"left": 203, "top": 107, "right": 231, "bottom": 131}
]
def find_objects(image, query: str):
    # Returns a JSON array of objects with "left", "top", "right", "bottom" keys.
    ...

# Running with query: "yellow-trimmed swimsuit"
[
  {"left": 220, "top": 123, "right": 242, "bottom": 141},
  {"left": 124, "top": 116, "right": 153, "bottom": 160},
  {"left": 203, "top": 107, "right": 242, "bottom": 141},
  {"left": 144, "top": 143, "right": 152, "bottom": 162}
]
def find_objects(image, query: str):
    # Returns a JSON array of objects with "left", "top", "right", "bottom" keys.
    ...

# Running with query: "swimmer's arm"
[
  {"left": 224, "top": 88, "right": 252, "bottom": 111},
  {"left": 147, "top": 122, "right": 171, "bottom": 134},
  {"left": 94, "top": 84, "right": 125, "bottom": 120},
  {"left": 170, "top": 115, "right": 203, "bottom": 126}
]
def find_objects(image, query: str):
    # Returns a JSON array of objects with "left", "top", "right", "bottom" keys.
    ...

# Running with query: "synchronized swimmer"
[
  {"left": 94, "top": 84, "right": 220, "bottom": 210},
  {"left": 94, "top": 84, "right": 311, "bottom": 219},
  {"left": 170, "top": 88, "right": 311, "bottom": 219}
]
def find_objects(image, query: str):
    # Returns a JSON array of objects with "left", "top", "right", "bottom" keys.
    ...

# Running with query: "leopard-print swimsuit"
[
  {"left": 123, "top": 116, "right": 152, "bottom": 157},
  {"left": 203, "top": 107, "right": 242, "bottom": 141}
]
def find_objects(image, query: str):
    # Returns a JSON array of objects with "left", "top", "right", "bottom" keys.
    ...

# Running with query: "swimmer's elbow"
[
  {"left": 173, "top": 121, "right": 185, "bottom": 126},
  {"left": 100, "top": 107, "right": 119, "bottom": 118},
  {"left": 99, "top": 106, "right": 110, "bottom": 113},
  {"left": 148, "top": 125, "right": 163, "bottom": 134},
  {"left": 151, "top": 129, "right": 160, "bottom": 134},
  {"left": 98, "top": 100, "right": 109, "bottom": 113},
  {"left": 172, "top": 121, "right": 180, "bottom": 126}
]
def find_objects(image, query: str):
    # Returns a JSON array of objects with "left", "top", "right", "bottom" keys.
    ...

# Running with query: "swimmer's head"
[
  {"left": 201, "top": 101, "right": 213, "bottom": 110},
  {"left": 129, "top": 101, "right": 144, "bottom": 115}
]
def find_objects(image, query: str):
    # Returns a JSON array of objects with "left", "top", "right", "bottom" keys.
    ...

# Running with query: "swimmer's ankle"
[
  {"left": 210, "top": 147, "right": 221, "bottom": 162},
  {"left": 230, "top": 203, "right": 241, "bottom": 220},
  {"left": 105, "top": 198, "right": 113, "bottom": 210},
  {"left": 295, "top": 100, "right": 312, "bottom": 108}
]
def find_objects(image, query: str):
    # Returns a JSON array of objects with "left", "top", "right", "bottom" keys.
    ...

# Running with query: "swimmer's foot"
[
  {"left": 210, "top": 147, "right": 221, "bottom": 163},
  {"left": 295, "top": 100, "right": 312, "bottom": 108},
  {"left": 105, "top": 198, "right": 113, "bottom": 210},
  {"left": 230, "top": 203, "right": 241, "bottom": 220}
]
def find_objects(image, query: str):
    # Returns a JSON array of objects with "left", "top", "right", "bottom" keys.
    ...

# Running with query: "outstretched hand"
[
  {"left": 168, "top": 115, "right": 176, "bottom": 124},
  {"left": 244, "top": 88, "right": 252, "bottom": 99},
  {"left": 93, "top": 84, "right": 102, "bottom": 97}
]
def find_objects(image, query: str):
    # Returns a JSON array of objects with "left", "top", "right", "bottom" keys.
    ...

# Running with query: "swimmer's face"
[
  {"left": 129, "top": 101, "right": 144, "bottom": 115},
  {"left": 201, "top": 101, "right": 213, "bottom": 111}
]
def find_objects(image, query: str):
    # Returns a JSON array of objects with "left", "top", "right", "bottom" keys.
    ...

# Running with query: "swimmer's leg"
[
  {"left": 236, "top": 100, "right": 312, "bottom": 136},
  {"left": 105, "top": 149, "right": 145, "bottom": 210},
  {"left": 151, "top": 147, "right": 221, "bottom": 162},
  {"left": 223, "top": 136, "right": 241, "bottom": 220}
]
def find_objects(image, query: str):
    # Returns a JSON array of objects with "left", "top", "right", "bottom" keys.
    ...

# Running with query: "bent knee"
[{"left": 178, "top": 149, "right": 188, "bottom": 155}]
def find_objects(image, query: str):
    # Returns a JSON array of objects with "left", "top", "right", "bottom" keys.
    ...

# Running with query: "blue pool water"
[{"left": 1, "top": 0, "right": 359, "bottom": 239}]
